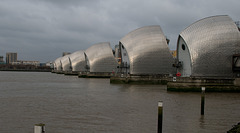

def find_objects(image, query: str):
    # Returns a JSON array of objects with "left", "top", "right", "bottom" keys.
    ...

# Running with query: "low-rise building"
[{"left": 11, "top": 60, "right": 40, "bottom": 66}]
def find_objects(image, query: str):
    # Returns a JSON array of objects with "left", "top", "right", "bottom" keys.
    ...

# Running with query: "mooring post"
[
  {"left": 34, "top": 123, "right": 45, "bottom": 133},
  {"left": 201, "top": 87, "right": 205, "bottom": 115},
  {"left": 158, "top": 101, "right": 163, "bottom": 133}
]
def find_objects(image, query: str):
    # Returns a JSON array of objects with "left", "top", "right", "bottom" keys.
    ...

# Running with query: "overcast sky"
[{"left": 0, "top": 0, "right": 239, "bottom": 62}]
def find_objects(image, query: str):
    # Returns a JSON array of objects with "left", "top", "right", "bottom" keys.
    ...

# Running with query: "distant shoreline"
[
  {"left": 0, "top": 64, "right": 52, "bottom": 72},
  {"left": 0, "top": 69, "right": 52, "bottom": 72}
]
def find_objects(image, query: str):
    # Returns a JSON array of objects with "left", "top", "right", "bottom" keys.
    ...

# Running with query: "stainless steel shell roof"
[
  {"left": 69, "top": 50, "right": 86, "bottom": 72},
  {"left": 54, "top": 57, "right": 62, "bottom": 71},
  {"left": 178, "top": 15, "right": 240, "bottom": 77},
  {"left": 85, "top": 42, "right": 118, "bottom": 72},
  {"left": 61, "top": 55, "right": 71, "bottom": 72},
  {"left": 119, "top": 25, "right": 174, "bottom": 75}
]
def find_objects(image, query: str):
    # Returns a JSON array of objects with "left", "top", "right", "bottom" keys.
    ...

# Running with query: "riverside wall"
[{"left": 167, "top": 77, "right": 240, "bottom": 92}]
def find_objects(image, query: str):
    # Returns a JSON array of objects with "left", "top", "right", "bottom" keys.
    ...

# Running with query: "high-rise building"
[
  {"left": 0, "top": 56, "right": 4, "bottom": 62},
  {"left": 6, "top": 53, "right": 17, "bottom": 64}
]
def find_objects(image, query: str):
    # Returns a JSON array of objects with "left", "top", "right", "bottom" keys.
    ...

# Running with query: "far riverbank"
[{"left": 0, "top": 64, "right": 52, "bottom": 72}]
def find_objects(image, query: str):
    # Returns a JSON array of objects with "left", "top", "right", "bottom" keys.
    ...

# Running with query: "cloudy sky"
[{"left": 0, "top": 0, "right": 239, "bottom": 62}]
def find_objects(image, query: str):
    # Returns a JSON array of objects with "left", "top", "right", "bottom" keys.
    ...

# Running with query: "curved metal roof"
[
  {"left": 178, "top": 15, "right": 240, "bottom": 77},
  {"left": 119, "top": 25, "right": 174, "bottom": 75},
  {"left": 54, "top": 57, "right": 62, "bottom": 71},
  {"left": 69, "top": 50, "right": 86, "bottom": 72},
  {"left": 61, "top": 55, "right": 71, "bottom": 72},
  {"left": 85, "top": 42, "right": 118, "bottom": 72}
]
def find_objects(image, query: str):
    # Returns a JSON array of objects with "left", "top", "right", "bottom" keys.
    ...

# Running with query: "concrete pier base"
[
  {"left": 51, "top": 70, "right": 56, "bottom": 73},
  {"left": 64, "top": 71, "right": 79, "bottom": 76},
  {"left": 167, "top": 77, "right": 240, "bottom": 92},
  {"left": 52, "top": 70, "right": 64, "bottom": 74},
  {"left": 110, "top": 74, "right": 170, "bottom": 85},
  {"left": 78, "top": 72, "right": 113, "bottom": 78}
]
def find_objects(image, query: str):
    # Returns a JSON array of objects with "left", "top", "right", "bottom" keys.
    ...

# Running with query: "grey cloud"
[{"left": 0, "top": 0, "right": 239, "bottom": 62}]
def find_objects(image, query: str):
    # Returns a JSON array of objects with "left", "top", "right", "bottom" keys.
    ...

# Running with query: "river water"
[{"left": 0, "top": 71, "right": 239, "bottom": 133}]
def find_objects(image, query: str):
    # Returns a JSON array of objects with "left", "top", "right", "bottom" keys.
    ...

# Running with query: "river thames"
[{"left": 0, "top": 71, "right": 239, "bottom": 133}]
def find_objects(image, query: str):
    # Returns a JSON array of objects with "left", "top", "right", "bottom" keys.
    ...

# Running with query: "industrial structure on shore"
[{"left": 52, "top": 15, "right": 240, "bottom": 91}]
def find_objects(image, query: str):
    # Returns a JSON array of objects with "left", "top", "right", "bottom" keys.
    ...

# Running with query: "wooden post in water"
[
  {"left": 158, "top": 101, "right": 163, "bottom": 133},
  {"left": 201, "top": 87, "right": 205, "bottom": 115},
  {"left": 34, "top": 123, "right": 45, "bottom": 133}
]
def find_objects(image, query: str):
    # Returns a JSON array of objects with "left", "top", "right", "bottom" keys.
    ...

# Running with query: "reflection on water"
[{"left": 0, "top": 71, "right": 239, "bottom": 133}]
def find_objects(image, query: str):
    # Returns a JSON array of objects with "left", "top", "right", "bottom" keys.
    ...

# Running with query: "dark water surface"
[{"left": 0, "top": 72, "right": 239, "bottom": 133}]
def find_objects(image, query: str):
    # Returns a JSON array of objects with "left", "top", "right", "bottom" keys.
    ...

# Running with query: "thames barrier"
[{"left": 52, "top": 15, "right": 240, "bottom": 92}]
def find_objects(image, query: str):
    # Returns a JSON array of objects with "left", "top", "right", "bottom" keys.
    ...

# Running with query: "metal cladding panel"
[
  {"left": 120, "top": 25, "right": 175, "bottom": 75},
  {"left": 61, "top": 55, "right": 71, "bottom": 71},
  {"left": 179, "top": 15, "right": 240, "bottom": 77},
  {"left": 69, "top": 50, "right": 86, "bottom": 72},
  {"left": 85, "top": 42, "right": 118, "bottom": 72},
  {"left": 54, "top": 57, "right": 62, "bottom": 71}
]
